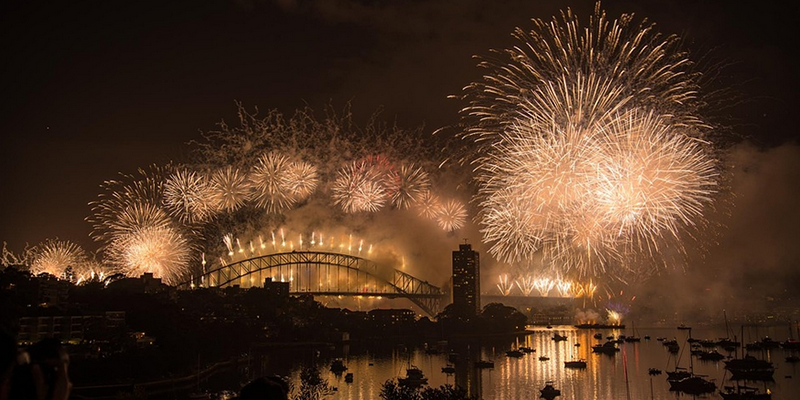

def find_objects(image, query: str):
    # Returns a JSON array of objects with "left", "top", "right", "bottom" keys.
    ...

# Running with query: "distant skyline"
[{"left": 1, "top": 0, "right": 798, "bottom": 258}]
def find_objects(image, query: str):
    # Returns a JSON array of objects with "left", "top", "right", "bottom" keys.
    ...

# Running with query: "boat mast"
[{"left": 723, "top": 309, "right": 731, "bottom": 339}]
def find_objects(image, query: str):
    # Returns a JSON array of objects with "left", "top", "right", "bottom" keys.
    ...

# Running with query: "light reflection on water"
[{"left": 263, "top": 325, "right": 800, "bottom": 400}]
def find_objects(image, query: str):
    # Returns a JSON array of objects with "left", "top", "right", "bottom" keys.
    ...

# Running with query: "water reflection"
[{"left": 239, "top": 325, "right": 800, "bottom": 400}]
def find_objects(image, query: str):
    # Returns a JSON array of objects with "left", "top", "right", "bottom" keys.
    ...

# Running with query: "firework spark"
[
  {"left": 515, "top": 275, "right": 536, "bottom": 296},
  {"left": 533, "top": 278, "right": 555, "bottom": 297},
  {"left": 497, "top": 274, "right": 513, "bottom": 296},
  {"left": 556, "top": 279, "right": 573, "bottom": 297}
]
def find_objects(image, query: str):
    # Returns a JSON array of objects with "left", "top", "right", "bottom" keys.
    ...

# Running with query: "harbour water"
[{"left": 205, "top": 324, "right": 800, "bottom": 400}]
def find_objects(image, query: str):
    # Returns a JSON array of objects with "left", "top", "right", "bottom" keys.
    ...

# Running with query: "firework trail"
[
  {"left": 1, "top": 242, "right": 32, "bottom": 268},
  {"left": 497, "top": 274, "right": 513, "bottom": 296},
  {"left": 435, "top": 199, "right": 467, "bottom": 232},
  {"left": 208, "top": 166, "right": 253, "bottom": 212},
  {"left": 462, "top": 4, "right": 719, "bottom": 278}
]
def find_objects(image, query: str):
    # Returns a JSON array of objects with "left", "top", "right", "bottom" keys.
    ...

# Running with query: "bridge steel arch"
[{"left": 184, "top": 251, "right": 445, "bottom": 316}]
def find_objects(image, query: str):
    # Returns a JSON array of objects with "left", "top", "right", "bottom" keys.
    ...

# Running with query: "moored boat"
[
  {"left": 564, "top": 359, "right": 587, "bottom": 368},
  {"left": 591, "top": 341, "right": 620, "bottom": 354},
  {"left": 539, "top": 381, "right": 561, "bottom": 398},
  {"left": 668, "top": 375, "right": 716, "bottom": 395},
  {"left": 724, "top": 356, "right": 775, "bottom": 380},
  {"left": 506, "top": 349, "right": 524, "bottom": 358},
  {"left": 698, "top": 350, "right": 725, "bottom": 361},
  {"left": 719, "top": 384, "right": 771, "bottom": 400}
]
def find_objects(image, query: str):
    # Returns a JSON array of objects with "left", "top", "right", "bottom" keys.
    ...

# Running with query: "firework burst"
[
  {"left": 30, "top": 239, "right": 87, "bottom": 278},
  {"left": 251, "top": 152, "right": 296, "bottom": 213},
  {"left": 208, "top": 166, "right": 253, "bottom": 212},
  {"left": 107, "top": 225, "right": 192, "bottom": 285},
  {"left": 389, "top": 164, "right": 430, "bottom": 210},
  {"left": 88, "top": 165, "right": 169, "bottom": 243},
  {"left": 415, "top": 191, "right": 442, "bottom": 219},
  {"left": 332, "top": 160, "right": 389, "bottom": 213},
  {"left": 463, "top": 4, "right": 719, "bottom": 278},
  {"left": 435, "top": 199, "right": 467, "bottom": 232},
  {"left": 163, "top": 169, "right": 213, "bottom": 224},
  {"left": 284, "top": 160, "right": 319, "bottom": 200},
  {"left": 73, "top": 259, "right": 116, "bottom": 285}
]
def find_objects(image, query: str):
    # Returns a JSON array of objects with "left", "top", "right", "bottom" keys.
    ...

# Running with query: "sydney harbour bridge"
[{"left": 181, "top": 251, "right": 446, "bottom": 316}]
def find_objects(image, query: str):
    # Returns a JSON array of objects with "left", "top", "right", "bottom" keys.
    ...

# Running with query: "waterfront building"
[
  {"left": 452, "top": 242, "right": 480, "bottom": 316},
  {"left": 17, "top": 311, "right": 126, "bottom": 344}
]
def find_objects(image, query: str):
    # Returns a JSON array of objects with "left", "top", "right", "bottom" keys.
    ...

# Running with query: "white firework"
[
  {"left": 208, "top": 166, "right": 253, "bottom": 212},
  {"left": 163, "top": 169, "right": 213, "bottom": 224},
  {"left": 390, "top": 164, "right": 431, "bottom": 210},
  {"left": 284, "top": 160, "right": 319, "bottom": 200},
  {"left": 30, "top": 239, "right": 87, "bottom": 278},
  {"left": 435, "top": 199, "right": 467, "bottom": 232},
  {"left": 332, "top": 161, "right": 389, "bottom": 213},
  {"left": 251, "top": 152, "right": 296, "bottom": 213}
]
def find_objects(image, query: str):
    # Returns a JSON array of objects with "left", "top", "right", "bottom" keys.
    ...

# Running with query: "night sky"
[{"left": 2, "top": 0, "right": 798, "bottom": 292}]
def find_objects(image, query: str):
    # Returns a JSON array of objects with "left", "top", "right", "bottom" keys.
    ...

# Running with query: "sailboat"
[
  {"left": 717, "top": 310, "right": 741, "bottom": 350},
  {"left": 667, "top": 328, "right": 716, "bottom": 395},
  {"left": 719, "top": 384, "right": 772, "bottom": 400},
  {"left": 624, "top": 320, "right": 640, "bottom": 342},
  {"left": 719, "top": 361, "right": 772, "bottom": 400},
  {"left": 781, "top": 320, "right": 800, "bottom": 350},
  {"left": 725, "top": 325, "right": 775, "bottom": 381}
]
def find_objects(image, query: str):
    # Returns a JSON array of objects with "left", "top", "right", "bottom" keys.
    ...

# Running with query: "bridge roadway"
[{"left": 181, "top": 250, "right": 445, "bottom": 316}]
